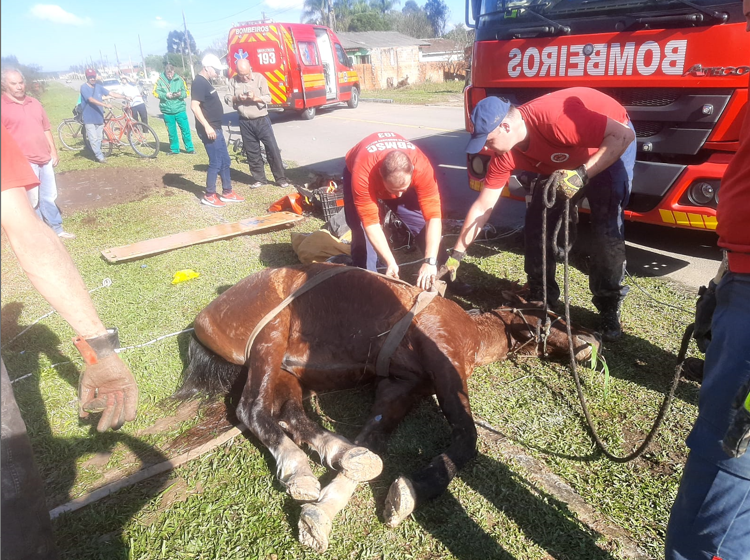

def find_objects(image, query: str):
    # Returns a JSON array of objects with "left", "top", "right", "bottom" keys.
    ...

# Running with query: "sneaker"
[
  {"left": 277, "top": 180, "right": 290, "bottom": 188},
  {"left": 97, "top": 158, "right": 106, "bottom": 164},
  {"left": 166, "top": 151, "right": 179, "bottom": 156},
  {"left": 201, "top": 194, "right": 226, "bottom": 207},
  {"left": 249, "top": 181, "right": 264, "bottom": 189},
  {"left": 219, "top": 191, "right": 245, "bottom": 203},
  {"left": 599, "top": 308, "right": 622, "bottom": 342},
  {"left": 57, "top": 231, "right": 76, "bottom": 239},
  {"left": 186, "top": 150, "right": 196, "bottom": 154}
]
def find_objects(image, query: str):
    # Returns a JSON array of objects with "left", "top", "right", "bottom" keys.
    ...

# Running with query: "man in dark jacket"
[{"left": 155, "top": 65, "right": 194, "bottom": 156}]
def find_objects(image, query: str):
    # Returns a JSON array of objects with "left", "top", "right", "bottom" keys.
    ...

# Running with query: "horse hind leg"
[
  {"left": 298, "top": 473, "right": 358, "bottom": 553},
  {"left": 273, "top": 374, "right": 382, "bottom": 482},
  {"left": 236, "top": 321, "right": 320, "bottom": 502}
]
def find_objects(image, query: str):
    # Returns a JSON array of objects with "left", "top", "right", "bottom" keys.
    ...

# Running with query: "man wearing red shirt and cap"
[
  {"left": 665, "top": 3, "right": 750, "bottom": 558},
  {"left": 343, "top": 132, "right": 444, "bottom": 290},
  {"left": 449, "top": 88, "right": 636, "bottom": 340}
]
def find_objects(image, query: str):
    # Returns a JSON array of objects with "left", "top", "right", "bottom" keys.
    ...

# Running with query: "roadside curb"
[{"left": 361, "top": 98, "right": 394, "bottom": 104}]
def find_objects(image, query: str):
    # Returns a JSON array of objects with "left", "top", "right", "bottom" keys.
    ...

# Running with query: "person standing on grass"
[
  {"left": 664, "top": 3, "right": 750, "bottom": 558},
  {"left": 1, "top": 67, "right": 75, "bottom": 239},
  {"left": 79, "top": 68, "right": 127, "bottom": 163},
  {"left": 191, "top": 54, "right": 244, "bottom": 207},
  {"left": 119, "top": 75, "right": 148, "bottom": 124},
  {"left": 155, "top": 64, "right": 194, "bottom": 156},
  {"left": 1, "top": 124, "right": 139, "bottom": 560},
  {"left": 225, "top": 58, "right": 289, "bottom": 188}
]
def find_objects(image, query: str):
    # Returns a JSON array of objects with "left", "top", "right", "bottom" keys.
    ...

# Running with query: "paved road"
[{"left": 61, "top": 79, "right": 722, "bottom": 292}]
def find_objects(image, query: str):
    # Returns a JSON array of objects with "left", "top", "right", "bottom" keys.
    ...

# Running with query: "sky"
[{"left": 1, "top": 0, "right": 470, "bottom": 73}]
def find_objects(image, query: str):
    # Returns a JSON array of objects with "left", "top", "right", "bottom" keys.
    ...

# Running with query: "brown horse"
[{"left": 176, "top": 263, "right": 599, "bottom": 552}]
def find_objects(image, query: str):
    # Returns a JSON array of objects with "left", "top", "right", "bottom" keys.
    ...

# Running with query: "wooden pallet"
[{"left": 101, "top": 211, "right": 304, "bottom": 263}]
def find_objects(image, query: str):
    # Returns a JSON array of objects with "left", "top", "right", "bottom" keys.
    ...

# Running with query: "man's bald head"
[
  {"left": 236, "top": 58, "right": 252, "bottom": 75},
  {"left": 380, "top": 150, "right": 413, "bottom": 195},
  {"left": 1, "top": 68, "right": 26, "bottom": 100}
]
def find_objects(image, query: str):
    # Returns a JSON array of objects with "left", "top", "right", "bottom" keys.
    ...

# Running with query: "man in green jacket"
[{"left": 154, "top": 65, "right": 194, "bottom": 155}]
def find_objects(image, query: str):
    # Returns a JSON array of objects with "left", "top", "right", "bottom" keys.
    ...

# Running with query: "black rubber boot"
[{"left": 599, "top": 307, "right": 622, "bottom": 342}]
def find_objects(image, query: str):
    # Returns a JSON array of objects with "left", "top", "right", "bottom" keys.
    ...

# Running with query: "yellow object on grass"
[{"left": 172, "top": 269, "right": 200, "bottom": 284}]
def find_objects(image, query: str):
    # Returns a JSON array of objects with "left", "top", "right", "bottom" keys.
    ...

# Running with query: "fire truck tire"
[
  {"left": 347, "top": 87, "right": 359, "bottom": 109},
  {"left": 300, "top": 107, "right": 316, "bottom": 120}
]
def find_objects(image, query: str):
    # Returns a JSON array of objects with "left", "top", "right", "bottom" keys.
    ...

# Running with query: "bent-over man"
[
  {"left": 450, "top": 88, "right": 636, "bottom": 340},
  {"left": 344, "top": 132, "right": 443, "bottom": 290}
]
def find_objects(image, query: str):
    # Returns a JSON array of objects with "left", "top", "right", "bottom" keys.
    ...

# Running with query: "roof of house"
[
  {"left": 420, "top": 38, "right": 461, "bottom": 54},
  {"left": 337, "top": 31, "right": 430, "bottom": 50}
]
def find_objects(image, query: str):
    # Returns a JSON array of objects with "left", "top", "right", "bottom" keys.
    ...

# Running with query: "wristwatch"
[{"left": 424, "top": 257, "right": 438, "bottom": 266}]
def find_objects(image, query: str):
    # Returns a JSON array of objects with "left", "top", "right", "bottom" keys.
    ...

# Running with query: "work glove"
[
  {"left": 445, "top": 250, "right": 465, "bottom": 282},
  {"left": 74, "top": 328, "right": 139, "bottom": 432},
  {"left": 552, "top": 165, "right": 588, "bottom": 199}
]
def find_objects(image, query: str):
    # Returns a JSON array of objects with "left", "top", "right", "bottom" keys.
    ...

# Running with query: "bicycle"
[{"left": 57, "top": 115, "right": 86, "bottom": 151}]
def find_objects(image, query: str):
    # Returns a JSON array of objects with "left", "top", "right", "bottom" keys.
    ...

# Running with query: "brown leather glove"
[{"left": 74, "top": 328, "right": 138, "bottom": 432}]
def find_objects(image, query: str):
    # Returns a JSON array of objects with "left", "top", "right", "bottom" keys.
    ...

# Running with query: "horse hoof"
[
  {"left": 287, "top": 474, "right": 321, "bottom": 502},
  {"left": 339, "top": 447, "right": 383, "bottom": 482},
  {"left": 298, "top": 503, "right": 332, "bottom": 553},
  {"left": 383, "top": 476, "right": 416, "bottom": 527}
]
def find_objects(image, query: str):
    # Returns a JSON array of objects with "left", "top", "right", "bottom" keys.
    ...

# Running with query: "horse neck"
[{"left": 471, "top": 310, "right": 514, "bottom": 366}]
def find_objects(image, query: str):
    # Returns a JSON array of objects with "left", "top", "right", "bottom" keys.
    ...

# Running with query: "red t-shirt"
[
  {"left": 1, "top": 124, "right": 41, "bottom": 191},
  {"left": 1, "top": 94, "right": 53, "bottom": 165},
  {"left": 484, "top": 87, "right": 629, "bottom": 190},
  {"left": 717, "top": 74, "right": 750, "bottom": 274},
  {"left": 345, "top": 132, "right": 442, "bottom": 227}
]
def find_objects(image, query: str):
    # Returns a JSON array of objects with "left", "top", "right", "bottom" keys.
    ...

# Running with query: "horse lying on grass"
[{"left": 176, "top": 263, "right": 600, "bottom": 552}]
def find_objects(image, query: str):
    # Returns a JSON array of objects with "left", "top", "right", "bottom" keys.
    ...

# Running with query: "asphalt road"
[{"left": 62, "top": 78, "right": 722, "bottom": 293}]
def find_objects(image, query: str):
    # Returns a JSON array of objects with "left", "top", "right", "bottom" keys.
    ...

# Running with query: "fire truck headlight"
[
  {"left": 470, "top": 155, "right": 486, "bottom": 176},
  {"left": 688, "top": 182, "right": 716, "bottom": 206}
]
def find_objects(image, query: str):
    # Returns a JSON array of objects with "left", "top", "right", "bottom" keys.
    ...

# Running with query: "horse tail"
[{"left": 173, "top": 336, "right": 246, "bottom": 399}]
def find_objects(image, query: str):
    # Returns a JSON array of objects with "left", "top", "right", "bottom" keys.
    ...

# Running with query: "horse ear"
[{"left": 501, "top": 290, "right": 527, "bottom": 306}]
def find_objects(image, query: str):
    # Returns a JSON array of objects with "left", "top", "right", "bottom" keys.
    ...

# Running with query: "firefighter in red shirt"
[
  {"left": 665, "top": 2, "right": 750, "bottom": 557},
  {"left": 343, "top": 132, "right": 444, "bottom": 289},
  {"left": 449, "top": 88, "right": 636, "bottom": 340}
]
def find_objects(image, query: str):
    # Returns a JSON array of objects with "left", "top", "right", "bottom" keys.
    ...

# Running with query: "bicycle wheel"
[
  {"left": 101, "top": 129, "right": 114, "bottom": 157},
  {"left": 128, "top": 122, "right": 160, "bottom": 158},
  {"left": 58, "top": 119, "right": 85, "bottom": 151}
]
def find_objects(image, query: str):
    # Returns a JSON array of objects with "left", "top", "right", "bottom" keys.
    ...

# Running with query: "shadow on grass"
[
  {"left": 1, "top": 303, "right": 170, "bottom": 560},
  {"left": 161, "top": 172, "right": 204, "bottom": 200}
]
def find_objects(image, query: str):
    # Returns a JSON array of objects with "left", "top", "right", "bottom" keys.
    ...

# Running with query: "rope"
[{"left": 539, "top": 177, "right": 687, "bottom": 462}]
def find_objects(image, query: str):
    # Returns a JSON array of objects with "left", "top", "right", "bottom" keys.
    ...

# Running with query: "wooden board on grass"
[{"left": 101, "top": 211, "right": 304, "bottom": 263}]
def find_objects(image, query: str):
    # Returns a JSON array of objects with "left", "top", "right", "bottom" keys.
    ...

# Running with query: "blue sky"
[{"left": 1, "top": 0, "right": 469, "bottom": 72}]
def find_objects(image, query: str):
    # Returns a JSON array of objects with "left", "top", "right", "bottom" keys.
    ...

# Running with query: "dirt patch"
[{"left": 56, "top": 167, "right": 170, "bottom": 212}]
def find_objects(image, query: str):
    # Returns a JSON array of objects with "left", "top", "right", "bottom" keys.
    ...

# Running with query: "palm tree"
[{"left": 302, "top": 0, "right": 327, "bottom": 25}]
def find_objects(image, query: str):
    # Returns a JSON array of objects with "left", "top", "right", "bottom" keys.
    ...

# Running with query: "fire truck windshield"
[{"left": 478, "top": 0, "right": 734, "bottom": 19}]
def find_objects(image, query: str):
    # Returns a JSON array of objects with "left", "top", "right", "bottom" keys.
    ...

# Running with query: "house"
[
  {"left": 419, "top": 38, "right": 462, "bottom": 63},
  {"left": 337, "top": 31, "right": 429, "bottom": 90}
]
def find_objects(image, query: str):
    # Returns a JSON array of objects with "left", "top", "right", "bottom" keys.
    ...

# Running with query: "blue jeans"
[
  {"left": 28, "top": 161, "right": 64, "bottom": 234},
  {"left": 665, "top": 272, "right": 750, "bottom": 559},
  {"left": 1, "top": 359, "right": 59, "bottom": 559},
  {"left": 199, "top": 129, "right": 232, "bottom": 196},
  {"left": 524, "top": 124, "right": 636, "bottom": 311},
  {"left": 84, "top": 123, "right": 105, "bottom": 162},
  {"left": 343, "top": 166, "right": 428, "bottom": 271}
]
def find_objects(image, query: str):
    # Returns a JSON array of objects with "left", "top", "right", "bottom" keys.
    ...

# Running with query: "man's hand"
[
  {"left": 417, "top": 262, "right": 437, "bottom": 290},
  {"left": 445, "top": 249, "right": 465, "bottom": 282},
  {"left": 50, "top": 152, "right": 59, "bottom": 167},
  {"left": 79, "top": 353, "right": 138, "bottom": 432},
  {"left": 552, "top": 165, "right": 588, "bottom": 199},
  {"left": 205, "top": 126, "right": 217, "bottom": 140},
  {"left": 385, "top": 262, "right": 400, "bottom": 279}
]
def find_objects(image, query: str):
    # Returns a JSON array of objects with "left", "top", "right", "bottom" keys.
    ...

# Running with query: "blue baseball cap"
[{"left": 466, "top": 96, "right": 512, "bottom": 154}]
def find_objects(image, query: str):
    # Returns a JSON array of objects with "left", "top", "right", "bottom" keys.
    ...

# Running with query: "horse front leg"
[
  {"left": 236, "top": 319, "right": 320, "bottom": 502},
  {"left": 384, "top": 364, "right": 477, "bottom": 527},
  {"left": 298, "top": 473, "right": 358, "bottom": 553}
]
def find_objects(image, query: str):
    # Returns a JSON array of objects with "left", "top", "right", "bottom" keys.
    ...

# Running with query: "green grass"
[
  {"left": 0, "top": 81, "right": 703, "bottom": 559},
  {"left": 362, "top": 80, "right": 465, "bottom": 105}
]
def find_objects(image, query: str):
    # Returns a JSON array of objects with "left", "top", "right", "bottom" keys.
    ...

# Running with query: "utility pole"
[
  {"left": 99, "top": 49, "right": 104, "bottom": 72},
  {"left": 182, "top": 10, "right": 195, "bottom": 80},
  {"left": 139, "top": 34, "right": 148, "bottom": 80},
  {"left": 115, "top": 44, "right": 121, "bottom": 75}
]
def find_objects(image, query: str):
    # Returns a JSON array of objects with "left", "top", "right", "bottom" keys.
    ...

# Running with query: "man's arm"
[
  {"left": 416, "top": 217, "right": 441, "bottom": 289},
  {"left": 454, "top": 186, "right": 503, "bottom": 253},
  {"left": 364, "top": 223, "right": 399, "bottom": 278},
  {"left": 256, "top": 76, "right": 271, "bottom": 107},
  {"left": 583, "top": 117, "right": 635, "bottom": 178},
  {"left": 190, "top": 99, "right": 216, "bottom": 140},
  {"left": 43, "top": 130, "right": 58, "bottom": 167}
]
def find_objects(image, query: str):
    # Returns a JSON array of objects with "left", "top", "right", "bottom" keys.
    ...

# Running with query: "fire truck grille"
[
  {"left": 633, "top": 121, "right": 664, "bottom": 138},
  {"left": 487, "top": 88, "right": 681, "bottom": 108}
]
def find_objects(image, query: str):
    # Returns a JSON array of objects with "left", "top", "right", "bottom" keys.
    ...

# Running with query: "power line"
[{"left": 189, "top": 1, "right": 268, "bottom": 26}]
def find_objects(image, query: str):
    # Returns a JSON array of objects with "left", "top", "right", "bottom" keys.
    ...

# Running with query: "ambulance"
[{"left": 227, "top": 21, "right": 360, "bottom": 120}]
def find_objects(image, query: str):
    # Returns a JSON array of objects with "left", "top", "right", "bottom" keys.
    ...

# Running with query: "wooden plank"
[{"left": 101, "top": 212, "right": 304, "bottom": 263}]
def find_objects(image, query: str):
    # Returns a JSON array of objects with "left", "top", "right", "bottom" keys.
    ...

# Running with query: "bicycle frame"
[{"left": 103, "top": 104, "right": 138, "bottom": 147}]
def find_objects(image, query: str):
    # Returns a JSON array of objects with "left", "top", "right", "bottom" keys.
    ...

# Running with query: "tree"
[
  {"left": 348, "top": 10, "right": 389, "bottom": 31},
  {"left": 444, "top": 23, "right": 475, "bottom": 51},
  {"left": 167, "top": 29, "right": 197, "bottom": 55},
  {"left": 402, "top": 0, "right": 420, "bottom": 14},
  {"left": 424, "top": 0, "right": 449, "bottom": 36},
  {"left": 391, "top": 9, "right": 433, "bottom": 38},
  {"left": 302, "top": 0, "right": 336, "bottom": 27},
  {"left": 370, "top": 0, "right": 400, "bottom": 14}
]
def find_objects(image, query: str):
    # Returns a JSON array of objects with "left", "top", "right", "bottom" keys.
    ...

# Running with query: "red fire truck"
[
  {"left": 464, "top": 0, "right": 749, "bottom": 232},
  {"left": 227, "top": 21, "right": 360, "bottom": 120}
]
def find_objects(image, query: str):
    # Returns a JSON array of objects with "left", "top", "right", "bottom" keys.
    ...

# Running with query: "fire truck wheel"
[
  {"left": 300, "top": 107, "right": 316, "bottom": 120},
  {"left": 347, "top": 87, "right": 359, "bottom": 109}
]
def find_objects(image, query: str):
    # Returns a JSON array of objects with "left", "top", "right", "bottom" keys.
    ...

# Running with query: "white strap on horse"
[{"left": 243, "top": 266, "right": 441, "bottom": 373}]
